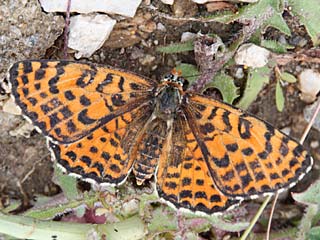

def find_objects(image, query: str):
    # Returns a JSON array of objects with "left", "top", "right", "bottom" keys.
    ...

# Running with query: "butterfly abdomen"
[{"left": 133, "top": 119, "right": 167, "bottom": 185}]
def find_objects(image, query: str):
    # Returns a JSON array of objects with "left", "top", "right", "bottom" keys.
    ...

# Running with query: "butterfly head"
[{"left": 161, "top": 69, "right": 186, "bottom": 87}]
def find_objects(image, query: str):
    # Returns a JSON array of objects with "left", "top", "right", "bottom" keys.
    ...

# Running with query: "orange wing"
[
  {"left": 183, "top": 94, "right": 313, "bottom": 199},
  {"left": 8, "top": 60, "right": 155, "bottom": 144},
  {"left": 156, "top": 114, "right": 239, "bottom": 213},
  {"left": 49, "top": 104, "right": 154, "bottom": 185}
]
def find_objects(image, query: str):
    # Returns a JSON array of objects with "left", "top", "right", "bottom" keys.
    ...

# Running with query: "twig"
[
  {"left": 266, "top": 193, "right": 278, "bottom": 240},
  {"left": 274, "top": 48, "right": 320, "bottom": 67},
  {"left": 63, "top": 0, "right": 72, "bottom": 59},
  {"left": 299, "top": 100, "right": 320, "bottom": 144},
  {"left": 240, "top": 195, "right": 272, "bottom": 240}
]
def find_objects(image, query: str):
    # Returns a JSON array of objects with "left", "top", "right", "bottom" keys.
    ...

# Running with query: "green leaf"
[
  {"left": 275, "top": 80, "right": 285, "bottom": 112},
  {"left": 207, "top": 0, "right": 292, "bottom": 38},
  {"left": 309, "top": 226, "right": 320, "bottom": 240},
  {"left": 237, "top": 66, "right": 271, "bottom": 110},
  {"left": 148, "top": 206, "right": 248, "bottom": 234},
  {"left": 212, "top": 0, "right": 279, "bottom": 22},
  {"left": 288, "top": 0, "right": 320, "bottom": 46},
  {"left": 280, "top": 72, "right": 297, "bottom": 83},
  {"left": 156, "top": 41, "right": 194, "bottom": 53},
  {"left": 265, "top": 12, "right": 291, "bottom": 36},
  {"left": 23, "top": 194, "right": 98, "bottom": 219},
  {"left": 175, "top": 63, "right": 199, "bottom": 85},
  {"left": 206, "top": 72, "right": 239, "bottom": 104},
  {"left": 53, "top": 164, "right": 80, "bottom": 201},
  {"left": 0, "top": 211, "right": 145, "bottom": 240},
  {"left": 261, "top": 39, "right": 294, "bottom": 53},
  {"left": 292, "top": 180, "right": 320, "bottom": 240},
  {"left": 292, "top": 179, "right": 320, "bottom": 206}
]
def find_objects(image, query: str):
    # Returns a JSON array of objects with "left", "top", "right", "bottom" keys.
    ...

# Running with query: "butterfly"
[{"left": 6, "top": 60, "right": 313, "bottom": 214}]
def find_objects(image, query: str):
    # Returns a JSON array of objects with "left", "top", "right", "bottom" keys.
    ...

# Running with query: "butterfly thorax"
[
  {"left": 154, "top": 74, "right": 184, "bottom": 121},
  {"left": 154, "top": 85, "right": 181, "bottom": 121}
]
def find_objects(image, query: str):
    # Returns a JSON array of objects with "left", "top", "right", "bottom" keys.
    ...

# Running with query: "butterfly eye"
[
  {"left": 162, "top": 73, "right": 174, "bottom": 82},
  {"left": 176, "top": 77, "right": 185, "bottom": 85}
]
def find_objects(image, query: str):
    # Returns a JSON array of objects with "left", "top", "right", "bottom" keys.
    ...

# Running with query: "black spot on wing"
[
  {"left": 76, "top": 69, "right": 96, "bottom": 87},
  {"left": 118, "top": 76, "right": 124, "bottom": 92},
  {"left": 40, "top": 92, "right": 48, "bottom": 98},
  {"left": 27, "top": 97, "right": 37, "bottom": 106},
  {"left": 60, "top": 106, "right": 73, "bottom": 119},
  {"left": 78, "top": 109, "right": 96, "bottom": 125},
  {"left": 49, "top": 112, "right": 60, "bottom": 128},
  {"left": 207, "top": 108, "right": 217, "bottom": 120},
  {"left": 66, "top": 151, "right": 77, "bottom": 161},
  {"left": 182, "top": 177, "right": 191, "bottom": 186},
  {"left": 49, "top": 85, "right": 59, "bottom": 94},
  {"left": 165, "top": 181, "right": 177, "bottom": 189},
  {"left": 80, "top": 95, "right": 91, "bottom": 106},
  {"left": 242, "top": 147, "right": 253, "bottom": 156},
  {"left": 64, "top": 90, "right": 76, "bottom": 100},
  {"left": 21, "top": 75, "right": 29, "bottom": 84},
  {"left": 199, "top": 122, "right": 215, "bottom": 134},
  {"left": 96, "top": 73, "right": 113, "bottom": 92},
  {"left": 180, "top": 190, "right": 193, "bottom": 198},
  {"left": 101, "top": 151, "right": 110, "bottom": 161},
  {"left": 222, "top": 111, "right": 232, "bottom": 132},
  {"left": 110, "top": 164, "right": 121, "bottom": 173},
  {"left": 111, "top": 94, "right": 126, "bottom": 106},
  {"left": 34, "top": 83, "right": 41, "bottom": 90},
  {"left": 221, "top": 170, "right": 235, "bottom": 181},
  {"left": 23, "top": 61, "right": 33, "bottom": 74},
  {"left": 130, "top": 82, "right": 143, "bottom": 90},
  {"left": 35, "top": 68, "right": 45, "bottom": 80},
  {"left": 226, "top": 143, "right": 238, "bottom": 152},
  {"left": 92, "top": 162, "right": 104, "bottom": 176},
  {"left": 238, "top": 117, "right": 251, "bottom": 139},
  {"left": 212, "top": 154, "right": 230, "bottom": 168},
  {"left": 80, "top": 155, "right": 92, "bottom": 166},
  {"left": 22, "top": 87, "right": 29, "bottom": 97},
  {"left": 67, "top": 120, "right": 77, "bottom": 133}
]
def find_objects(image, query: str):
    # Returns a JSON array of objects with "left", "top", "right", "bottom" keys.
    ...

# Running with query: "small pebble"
[
  {"left": 235, "top": 43, "right": 271, "bottom": 68},
  {"left": 298, "top": 69, "right": 320, "bottom": 103}
]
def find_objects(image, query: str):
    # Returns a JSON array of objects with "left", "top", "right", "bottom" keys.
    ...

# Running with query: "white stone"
[
  {"left": 39, "top": 0, "right": 142, "bottom": 18},
  {"left": 3, "top": 98, "right": 21, "bottom": 115},
  {"left": 68, "top": 14, "right": 116, "bottom": 59},
  {"left": 181, "top": 32, "right": 197, "bottom": 42},
  {"left": 280, "top": 127, "right": 291, "bottom": 136},
  {"left": 161, "top": 0, "right": 174, "bottom": 4},
  {"left": 310, "top": 140, "right": 319, "bottom": 149},
  {"left": 298, "top": 69, "right": 320, "bottom": 103},
  {"left": 9, "top": 122, "right": 34, "bottom": 138},
  {"left": 234, "top": 43, "right": 271, "bottom": 68},
  {"left": 156, "top": 22, "right": 166, "bottom": 31}
]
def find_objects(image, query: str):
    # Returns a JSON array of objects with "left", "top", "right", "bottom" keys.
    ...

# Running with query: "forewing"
[
  {"left": 184, "top": 94, "right": 313, "bottom": 199},
  {"left": 8, "top": 60, "right": 155, "bottom": 143},
  {"left": 49, "top": 103, "right": 153, "bottom": 185},
  {"left": 156, "top": 114, "right": 239, "bottom": 214}
]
